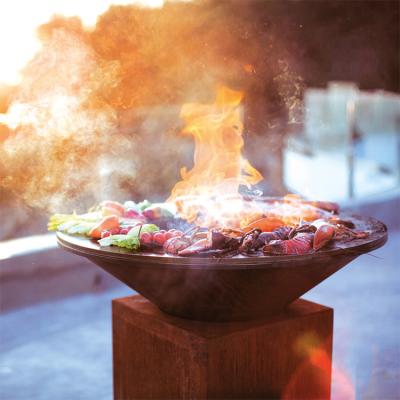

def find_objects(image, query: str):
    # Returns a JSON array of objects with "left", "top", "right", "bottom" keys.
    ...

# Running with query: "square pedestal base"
[{"left": 112, "top": 295, "right": 333, "bottom": 399}]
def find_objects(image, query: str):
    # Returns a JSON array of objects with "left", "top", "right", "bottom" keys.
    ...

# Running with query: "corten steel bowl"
[{"left": 57, "top": 215, "right": 387, "bottom": 321}]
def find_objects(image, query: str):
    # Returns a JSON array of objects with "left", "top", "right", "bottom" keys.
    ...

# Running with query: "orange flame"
[{"left": 167, "top": 86, "right": 263, "bottom": 226}]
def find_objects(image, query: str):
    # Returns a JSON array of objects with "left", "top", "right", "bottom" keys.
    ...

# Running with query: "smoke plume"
[{"left": 0, "top": 1, "right": 304, "bottom": 212}]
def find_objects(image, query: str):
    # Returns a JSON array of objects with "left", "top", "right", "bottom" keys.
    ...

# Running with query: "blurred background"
[{"left": 0, "top": 0, "right": 399, "bottom": 399}]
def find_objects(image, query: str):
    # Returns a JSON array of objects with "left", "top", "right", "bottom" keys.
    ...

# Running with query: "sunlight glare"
[{"left": 0, "top": 0, "right": 165, "bottom": 85}]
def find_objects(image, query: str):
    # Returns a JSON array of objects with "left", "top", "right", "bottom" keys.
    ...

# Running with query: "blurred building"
[{"left": 284, "top": 82, "right": 400, "bottom": 202}]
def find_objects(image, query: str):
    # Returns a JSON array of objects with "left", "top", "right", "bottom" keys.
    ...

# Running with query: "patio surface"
[{"left": 0, "top": 229, "right": 399, "bottom": 400}]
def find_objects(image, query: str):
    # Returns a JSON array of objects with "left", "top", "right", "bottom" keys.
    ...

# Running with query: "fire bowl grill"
[{"left": 57, "top": 214, "right": 386, "bottom": 321}]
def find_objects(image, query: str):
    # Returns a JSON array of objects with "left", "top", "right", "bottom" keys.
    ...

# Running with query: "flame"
[
  {"left": 167, "top": 86, "right": 263, "bottom": 226},
  {"left": 0, "top": 0, "right": 310, "bottom": 219},
  {"left": 166, "top": 87, "right": 330, "bottom": 228}
]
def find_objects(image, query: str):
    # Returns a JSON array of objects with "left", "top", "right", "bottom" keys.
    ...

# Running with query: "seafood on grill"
[
  {"left": 254, "top": 226, "right": 292, "bottom": 249},
  {"left": 163, "top": 236, "right": 192, "bottom": 255},
  {"left": 239, "top": 229, "right": 262, "bottom": 253},
  {"left": 178, "top": 238, "right": 212, "bottom": 256},
  {"left": 48, "top": 197, "right": 370, "bottom": 257},
  {"left": 263, "top": 232, "right": 314, "bottom": 255}
]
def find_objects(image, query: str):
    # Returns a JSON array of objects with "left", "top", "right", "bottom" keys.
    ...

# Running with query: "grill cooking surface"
[
  {"left": 56, "top": 214, "right": 387, "bottom": 320},
  {"left": 57, "top": 214, "right": 387, "bottom": 269}
]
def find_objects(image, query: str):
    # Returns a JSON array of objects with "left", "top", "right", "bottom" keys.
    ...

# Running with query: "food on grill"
[
  {"left": 98, "top": 223, "right": 160, "bottom": 250},
  {"left": 46, "top": 85, "right": 374, "bottom": 258},
  {"left": 263, "top": 233, "right": 314, "bottom": 255},
  {"left": 49, "top": 197, "right": 371, "bottom": 257},
  {"left": 89, "top": 215, "right": 120, "bottom": 239},
  {"left": 242, "top": 216, "right": 284, "bottom": 233}
]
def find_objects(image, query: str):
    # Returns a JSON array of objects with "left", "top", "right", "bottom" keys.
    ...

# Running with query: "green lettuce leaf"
[
  {"left": 127, "top": 224, "right": 159, "bottom": 237},
  {"left": 98, "top": 234, "right": 140, "bottom": 250},
  {"left": 48, "top": 212, "right": 101, "bottom": 232},
  {"left": 67, "top": 222, "right": 97, "bottom": 235}
]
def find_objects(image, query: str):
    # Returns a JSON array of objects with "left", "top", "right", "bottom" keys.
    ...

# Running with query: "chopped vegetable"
[
  {"left": 66, "top": 222, "right": 97, "bottom": 235},
  {"left": 101, "top": 200, "right": 125, "bottom": 217},
  {"left": 127, "top": 224, "right": 160, "bottom": 237},
  {"left": 48, "top": 212, "right": 101, "bottom": 233},
  {"left": 88, "top": 215, "right": 120, "bottom": 239},
  {"left": 153, "top": 232, "right": 166, "bottom": 245},
  {"left": 98, "top": 234, "right": 140, "bottom": 250},
  {"left": 123, "top": 200, "right": 152, "bottom": 212},
  {"left": 123, "top": 201, "right": 139, "bottom": 211},
  {"left": 137, "top": 200, "right": 152, "bottom": 211},
  {"left": 124, "top": 209, "right": 143, "bottom": 219},
  {"left": 139, "top": 232, "right": 153, "bottom": 245}
]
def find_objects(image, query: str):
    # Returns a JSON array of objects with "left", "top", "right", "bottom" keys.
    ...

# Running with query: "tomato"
[
  {"left": 165, "top": 231, "right": 175, "bottom": 240},
  {"left": 140, "top": 232, "right": 152, "bottom": 245},
  {"left": 152, "top": 232, "right": 166, "bottom": 245}
]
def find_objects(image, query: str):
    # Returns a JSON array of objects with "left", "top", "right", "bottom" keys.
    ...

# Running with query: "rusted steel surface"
[
  {"left": 113, "top": 296, "right": 333, "bottom": 399},
  {"left": 57, "top": 215, "right": 387, "bottom": 321}
]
